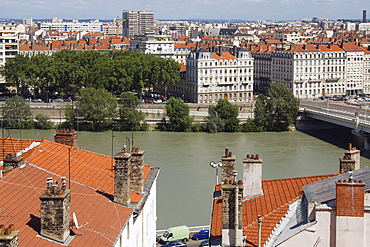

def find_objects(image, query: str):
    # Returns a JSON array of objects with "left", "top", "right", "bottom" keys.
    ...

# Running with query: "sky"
[{"left": 0, "top": 0, "right": 368, "bottom": 21}]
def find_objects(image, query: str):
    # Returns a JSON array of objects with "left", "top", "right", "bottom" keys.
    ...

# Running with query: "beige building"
[{"left": 186, "top": 46, "right": 254, "bottom": 103}]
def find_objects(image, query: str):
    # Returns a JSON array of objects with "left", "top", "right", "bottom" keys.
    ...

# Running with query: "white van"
[{"left": 159, "top": 225, "right": 190, "bottom": 244}]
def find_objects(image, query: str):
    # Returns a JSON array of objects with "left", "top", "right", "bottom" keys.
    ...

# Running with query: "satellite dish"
[
  {"left": 72, "top": 212, "right": 89, "bottom": 229},
  {"left": 73, "top": 212, "right": 79, "bottom": 229}
]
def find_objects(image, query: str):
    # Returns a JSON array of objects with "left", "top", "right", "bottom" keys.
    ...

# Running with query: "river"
[{"left": 4, "top": 128, "right": 370, "bottom": 230}]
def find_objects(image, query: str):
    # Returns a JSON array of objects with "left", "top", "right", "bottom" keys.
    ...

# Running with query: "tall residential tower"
[{"left": 122, "top": 10, "right": 154, "bottom": 37}]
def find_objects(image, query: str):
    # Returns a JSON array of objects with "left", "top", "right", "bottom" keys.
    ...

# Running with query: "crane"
[{"left": 114, "top": 18, "right": 126, "bottom": 37}]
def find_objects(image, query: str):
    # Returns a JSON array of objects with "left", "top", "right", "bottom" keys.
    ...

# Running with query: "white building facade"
[{"left": 186, "top": 47, "right": 254, "bottom": 103}]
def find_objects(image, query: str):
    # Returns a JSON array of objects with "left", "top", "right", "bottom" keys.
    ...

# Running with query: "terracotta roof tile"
[
  {"left": 210, "top": 174, "right": 336, "bottom": 246},
  {"left": 212, "top": 52, "right": 236, "bottom": 60},
  {"left": 0, "top": 138, "right": 155, "bottom": 246}
]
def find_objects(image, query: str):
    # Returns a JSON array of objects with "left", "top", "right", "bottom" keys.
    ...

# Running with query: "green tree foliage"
[
  {"left": 204, "top": 99, "right": 240, "bottom": 132},
  {"left": 117, "top": 92, "right": 147, "bottom": 131},
  {"left": 1, "top": 96, "right": 33, "bottom": 129},
  {"left": 162, "top": 97, "right": 192, "bottom": 132},
  {"left": 66, "top": 88, "right": 117, "bottom": 131},
  {"left": 1, "top": 50, "right": 181, "bottom": 98},
  {"left": 204, "top": 105, "right": 224, "bottom": 133},
  {"left": 254, "top": 83, "right": 299, "bottom": 131},
  {"left": 35, "top": 113, "right": 53, "bottom": 129}
]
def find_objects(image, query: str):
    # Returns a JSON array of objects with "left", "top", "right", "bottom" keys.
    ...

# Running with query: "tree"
[
  {"left": 66, "top": 88, "right": 117, "bottom": 131},
  {"left": 117, "top": 92, "right": 147, "bottom": 131},
  {"left": 2, "top": 96, "right": 33, "bottom": 129},
  {"left": 162, "top": 97, "right": 192, "bottom": 131},
  {"left": 204, "top": 99, "right": 240, "bottom": 132},
  {"left": 35, "top": 113, "right": 53, "bottom": 129},
  {"left": 204, "top": 105, "right": 224, "bottom": 133},
  {"left": 254, "top": 83, "right": 299, "bottom": 131}
]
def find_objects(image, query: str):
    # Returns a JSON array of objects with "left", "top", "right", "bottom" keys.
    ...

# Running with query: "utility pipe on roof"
[
  {"left": 258, "top": 215, "right": 262, "bottom": 247},
  {"left": 235, "top": 185, "right": 240, "bottom": 246}
]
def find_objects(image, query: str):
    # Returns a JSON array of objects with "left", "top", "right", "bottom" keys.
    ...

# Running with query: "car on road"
[
  {"left": 191, "top": 229, "right": 209, "bottom": 240},
  {"left": 199, "top": 239, "right": 209, "bottom": 247},
  {"left": 160, "top": 240, "right": 187, "bottom": 247}
]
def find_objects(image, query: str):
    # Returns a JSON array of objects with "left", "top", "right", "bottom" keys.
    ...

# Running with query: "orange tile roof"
[
  {"left": 0, "top": 138, "right": 155, "bottom": 246},
  {"left": 210, "top": 174, "right": 336, "bottom": 246},
  {"left": 342, "top": 42, "right": 365, "bottom": 52},
  {"left": 211, "top": 52, "right": 236, "bottom": 60},
  {"left": 319, "top": 44, "right": 344, "bottom": 52},
  {"left": 0, "top": 165, "right": 132, "bottom": 246}
]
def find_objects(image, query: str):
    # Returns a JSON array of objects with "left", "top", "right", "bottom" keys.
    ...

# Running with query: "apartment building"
[
  {"left": 0, "top": 23, "right": 24, "bottom": 83},
  {"left": 129, "top": 32, "right": 174, "bottom": 59},
  {"left": 122, "top": 10, "right": 154, "bottom": 37},
  {"left": 342, "top": 42, "right": 365, "bottom": 95},
  {"left": 38, "top": 20, "right": 104, "bottom": 33},
  {"left": 253, "top": 43, "right": 361, "bottom": 98},
  {"left": 186, "top": 46, "right": 254, "bottom": 103}
]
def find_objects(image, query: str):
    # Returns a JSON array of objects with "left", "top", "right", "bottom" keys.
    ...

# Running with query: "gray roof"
[{"left": 303, "top": 166, "right": 370, "bottom": 204}]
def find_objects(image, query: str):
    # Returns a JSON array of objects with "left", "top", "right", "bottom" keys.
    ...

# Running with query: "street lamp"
[{"left": 209, "top": 161, "right": 222, "bottom": 184}]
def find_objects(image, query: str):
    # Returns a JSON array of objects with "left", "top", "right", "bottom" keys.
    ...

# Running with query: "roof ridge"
[{"left": 264, "top": 173, "right": 337, "bottom": 183}]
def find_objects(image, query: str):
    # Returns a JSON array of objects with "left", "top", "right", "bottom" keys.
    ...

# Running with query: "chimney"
[
  {"left": 242, "top": 154, "right": 263, "bottom": 200},
  {"left": 221, "top": 148, "right": 236, "bottom": 182},
  {"left": 3, "top": 154, "right": 24, "bottom": 173},
  {"left": 114, "top": 147, "right": 132, "bottom": 206},
  {"left": 0, "top": 224, "right": 20, "bottom": 247},
  {"left": 130, "top": 147, "right": 145, "bottom": 193},
  {"left": 339, "top": 143, "right": 360, "bottom": 173},
  {"left": 219, "top": 46, "right": 223, "bottom": 57},
  {"left": 335, "top": 178, "right": 365, "bottom": 247},
  {"left": 40, "top": 177, "right": 70, "bottom": 243},
  {"left": 233, "top": 45, "right": 237, "bottom": 57},
  {"left": 222, "top": 180, "right": 243, "bottom": 247},
  {"left": 54, "top": 129, "right": 77, "bottom": 147}
]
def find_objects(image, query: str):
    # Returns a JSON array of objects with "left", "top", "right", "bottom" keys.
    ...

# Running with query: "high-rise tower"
[{"left": 122, "top": 10, "right": 154, "bottom": 37}]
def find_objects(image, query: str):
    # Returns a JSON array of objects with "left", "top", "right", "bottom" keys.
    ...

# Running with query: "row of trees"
[
  {"left": 1, "top": 50, "right": 180, "bottom": 98},
  {"left": 1, "top": 83, "right": 299, "bottom": 132},
  {"left": 163, "top": 83, "right": 299, "bottom": 132}
]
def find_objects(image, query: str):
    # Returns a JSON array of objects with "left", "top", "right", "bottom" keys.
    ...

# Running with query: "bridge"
[{"left": 299, "top": 100, "right": 370, "bottom": 149}]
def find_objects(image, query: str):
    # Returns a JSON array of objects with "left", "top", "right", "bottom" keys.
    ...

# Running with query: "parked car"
[
  {"left": 54, "top": 98, "right": 63, "bottom": 102},
  {"left": 199, "top": 239, "right": 209, "bottom": 247},
  {"left": 160, "top": 240, "right": 187, "bottom": 247},
  {"left": 32, "top": 98, "right": 42, "bottom": 102},
  {"left": 192, "top": 229, "right": 209, "bottom": 240},
  {"left": 144, "top": 99, "right": 153, "bottom": 103}
]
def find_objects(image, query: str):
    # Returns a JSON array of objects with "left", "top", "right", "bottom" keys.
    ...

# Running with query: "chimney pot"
[
  {"left": 4, "top": 228, "right": 11, "bottom": 235},
  {"left": 246, "top": 154, "right": 250, "bottom": 158},
  {"left": 256, "top": 155, "right": 259, "bottom": 159},
  {"left": 225, "top": 148, "right": 229, "bottom": 157},
  {"left": 348, "top": 143, "right": 352, "bottom": 151},
  {"left": 9, "top": 224, "right": 14, "bottom": 232}
]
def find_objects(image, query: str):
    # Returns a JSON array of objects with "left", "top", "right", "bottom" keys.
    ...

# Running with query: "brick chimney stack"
[
  {"left": 3, "top": 154, "right": 24, "bottom": 173},
  {"left": 339, "top": 143, "right": 360, "bottom": 173},
  {"left": 0, "top": 224, "right": 20, "bottom": 247},
  {"left": 242, "top": 154, "right": 263, "bottom": 200},
  {"left": 40, "top": 177, "right": 70, "bottom": 243},
  {"left": 221, "top": 148, "right": 236, "bottom": 182},
  {"left": 222, "top": 180, "right": 243, "bottom": 247},
  {"left": 335, "top": 176, "right": 365, "bottom": 247},
  {"left": 114, "top": 147, "right": 132, "bottom": 206},
  {"left": 54, "top": 129, "right": 77, "bottom": 147},
  {"left": 130, "top": 147, "right": 145, "bottom": 193}
]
